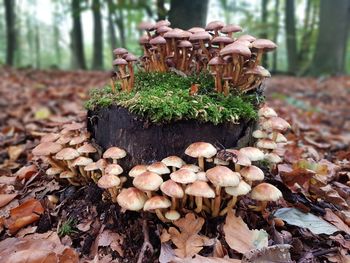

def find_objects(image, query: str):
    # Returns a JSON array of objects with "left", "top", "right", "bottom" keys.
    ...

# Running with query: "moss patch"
[{"left": 85, "top": 72, "right": 261, "bottom": 124}]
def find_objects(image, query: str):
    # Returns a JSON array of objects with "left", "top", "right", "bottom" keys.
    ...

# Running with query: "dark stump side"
[{"left": 87, "top": 106, "right": 256, "bottom": 170}]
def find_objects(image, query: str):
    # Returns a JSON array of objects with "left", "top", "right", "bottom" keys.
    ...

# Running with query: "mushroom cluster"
[{"left": 111, "top": 20, "right": 276, "bottom": 95}]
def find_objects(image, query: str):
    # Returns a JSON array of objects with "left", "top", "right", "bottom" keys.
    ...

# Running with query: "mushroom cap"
[
  {"left": 117, "top": 187, "right": 147, "bottom": 211},
  {"left": 252, "top": 130, "right": 268, "bottom": 139},
  {"left": 262, "top": 117, "right": 291, "bottom": 132},
  {"left": 237, "top": 34, "right": 256, "bottom": 42},
  {"left": 129, "top": 165, "right": 148, "bottom": 177},
  {"left": 98, "top": 174, "right": 121, "bottom": 189},
  {"left": 69, "top": 135, "right": 87, "bottom": 146},
  {"left": 84, "top": 162, "right": 99, "bottom": 171},
  {"left": 148, "top": 162, "right": 170, "bottom": 175},
  {"left": 112, "top": 58, "right": 128, "bottom": 66},
  {"left": 133, "top": 171, "right": 163, "bottom": 191},
  {"left": 240, "top": 165, "right": 264, "bottom": 181},
  {"left": 55, "top": 147, "right": 80, "bottom": 161},
  {"left": 257, "top": 139, "right": 277, "bottom": 150},
  {"left": 143, "top": 196, "right": 171, "bottom": 211},
  {"left": 188, "top": 27, "right": 205, "bottom": 34},
  {"left": 160, "top": 180, "right": 184, "bottom": 198},
  {"left": 157, "top": 25, "right": 172, "bottom": 34},
  {"left": 150, "top": 35, "right": 166, "bottom": 45},
  {"left": 46, "top": 167, "right": 63, "bottom": 176},
  {"left": 103, "top": 147, "right": 126, "bottom": 160},
  {"left": 62, "top": 122, "right": 85, "bottom": 131},
  {"left": 264, "top": 152, "right": 282, "bottom": 164},
  {"left": 164, "top": 28, "right": 185, "bottom": 38},
  {"left": 139, "top": 34, "right": 150, "bottom": 44},
  {"left": 225, "top": 149, "right": 251, "bottom": 166},
  {"left": 56, "top": 134, "right": 72, "bottom": 145},
  {"left": 252, "top": 39, "right": 277, "bottom": 51},
  {"left": 96, "top": 159, "right": 108, "bottom": 170},
  {"left": 220, "top": 42, "right": 251, "bottom": 57},
  {"left": 105, "top": 164, "right": 123, "bottom": 176},
  {"left": 225, "top": 180, "right": 251, "bottom": 196},
  {"left": 60, "top": 171, "right": 75, "bottom": 179},
  {"left": 178, "top": 40, "right": 192, "bottom": 48},
  {"left": 212, "top": 36, "right": 234, "bottom": 45},
  {"left": 181, "top": 164, "right": 201, "bottom": 173},
  {"left": 251, "top": 183, "right": 282, "bottom": 201},
  {"left": 40, "top": 133, "right": 60, "bottom": 143},
  {"left": 161, "top": 156, "right": 185, "bottom": 169},
  {"left": 72, "top": 156, "right": 93, "bottom": 166},
  {"left": 245, "top": 66, "right": 271, "bottom": 77},
  {"left": 113, "top": 47, "right": 128, "bottom": 56},
  {"left": 185, "top": 181, "right": 215, "bottom": 198},
  {"left": 185, "top": 142, "right": 217, "bottom": 159},
  {"left": 268, "top": 132, "right": 287, "bottom": 143},
  {"left": 165, "top": 210, "right": 181, "bottom": 221},
  {"left": 170, "top": 168, "right": 197, "bottom": 184},
  {"left": 77, "top": 143, "right": 97, "bottom": 154},
  {"left": 206, "top": 166, "right": 240, "bottom": 187},
  {"left": 32, "top": 142, "right": 63, "bottom": 156},
  {"left": 258, "top": 105, "right": 278, "bottom": 118},
  {"left": 125, "top": 53, "right": 138, "bottom": 62},
  {"left": 138, "top": 21, "right": 156, "bottom": 31},
  {"left": 239, "top": 147, "right": 265, "bottom": 162},
  {"left": 213, "top": 157, "right": 229, "bottom": 166},
  {"left": 235, "top": 39, "right": 253, "bottom": 48},
  {"left": 205, "top": 20, "right": 225, "bottom": 31},
  {"left": 208, "top": 56, "right": 225, "bottom": 66},
  {"left": 221, "top": 24, "right": 242, "bottom": 34},
  {"left": 155, "top": 20, "right": 171, "bottom": 28},
  {"left": 196, "top": 171, "right": 208, "bottom": 182},
  {"left": 189, "top": 31, "right": 211, "bottom": 41}
]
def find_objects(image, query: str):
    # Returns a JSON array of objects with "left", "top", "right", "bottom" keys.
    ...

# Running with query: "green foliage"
[
  {"left": 85, "top": 72, "right": 260, "bottom": 124},
  {"left": 58, "top": 217, "right": 78, "bottom": 237}
]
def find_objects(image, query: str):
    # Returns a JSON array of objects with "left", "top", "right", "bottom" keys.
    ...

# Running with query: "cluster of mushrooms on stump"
[
  {"left": 32, "top": 105, "right": 290, "bottom": 222},
  {"left": 111, "top": 20, "right": 276, "bottom": 95}
]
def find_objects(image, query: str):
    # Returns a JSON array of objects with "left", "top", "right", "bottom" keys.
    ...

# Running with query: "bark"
[
  {"left": 285, "top": 0, "right": 298, "bottom": 74},
  {"left": 309, "top": 0, "right": 350, "bottom": 75},
  {"left": 168, "top": 0, "right": 209, "bottom": 29},
  {"left": 260, "top": 0, "right": 269, "bottom": 67},
  {"left": 92, "top": 0, "right": 104, "bottom": 70},
  {"left": 71, "top": 0, "right": 86, "bottom": 69},
  {"left": 272, "top": 0, "right": 279, "bottom": 72},
  {"left": 4, "top": 0, "right": 16, "bottom": 66}
]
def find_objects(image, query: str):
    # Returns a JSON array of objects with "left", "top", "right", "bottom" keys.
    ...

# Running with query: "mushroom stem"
[
  {"left": 127, "top": 62, "right": 134, "bottom": 92},
  {"left": 110, "top": 78, "right": 116, "bottom": 93},
  {"left": 219, "top": 196, "right": 237, "bottom": 216},
  {"left": 199, "top": 40, "right": 210, "bottom": 58},
  {"left": 234, "top": 164, "right": 241, "bottom": 172},
  {"left": 254, "top": 50, "right": 263, "bottom": 67},
  {"left": 146, "top": 191, "right": 152, "bottom": 199},
  {"left": 198, "top": 157, "right": 205, "bottom": 171},
  {"left": 155, "top": 209, "right": 167, "bottom": 223},
  {"left": 171, "top": 197, "right": 177, "bottom": 210},
  {"left": 272, "top": 131, "right": 278, "bottom": 142},
  {"left": 212, "top": 186, "right": 222, "bottom": 217},
  {"left": 194, "top": 196, "right": 203, "bottom": 213}
]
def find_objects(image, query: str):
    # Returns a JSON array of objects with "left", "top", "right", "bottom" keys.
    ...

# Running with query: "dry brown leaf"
[
  {"left": 15, "top": 165, "right": 38, "bottom": 180},
  {"left": 310, "top": 183, "right": 349, "bottom": 209},
  {"left": 8, "top": 145, "right": 25, "bottom": 161},
  {"left": 213, "top": 239, "right": 227, "bottom": 258},
  {"left": 176, "top": 255, "right": 241, "bottom": 263},
  {"left": 0, "top": 193, "right": 17, "bottom": 208},
  {"left": 168, "top": 213, "right": 210, "bottom": 258},
  {"left": 94, "top": 229, "right": 124, "bottom": 257},
  {"left": 223, "top": 210, "right": 268, "bottom": 254},
  {"left": 324, "top": 208, "right": 350, "bottom": 235},
  {"left": 0, "top": 231, "right": 78, "bottom": 263}
]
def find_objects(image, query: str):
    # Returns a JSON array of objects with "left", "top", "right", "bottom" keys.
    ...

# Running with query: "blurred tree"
[
  {"left": 168, "top": 0, "right": 209, "bottom": 28},
  {"left": 156, "top": 0, "right": 167, "bottom": 21},
  {"left": 71, "top": 0, "right": 86, "bottom": 69},
  {"left": 3, "top": 0, "right": 16, "bottom": 66},
  {"left": 309, "top": 0, "right": 350, "bottom": 75},
  {"left": 35, "top": 24, "right": 40, "bottom": 68},
  {"left": 285, "top": 0, "right": 298, "bottom": 74},
  {"left": 107, "top": 0, "right": 118, "bottom": 52},
  {"left": 260, "top": 0, "right": 269, "bottom": 68},
  {"left": 92, "top": 0, "right": 103, "bottom": 70},
  {"left": 272, "top": 0, "right": 279, "bottom": 72}
]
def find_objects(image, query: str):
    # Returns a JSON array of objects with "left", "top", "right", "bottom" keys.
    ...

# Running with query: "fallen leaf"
[
  {"left": 310, "top": 183, "right": 349, "bottom": 209},
  {"left": 0, "top": 193, "right": 17, "bottom": 208},
  {"left": 168, "top": 213, "right": 210, "bottom": 258},
  {"left": 223, "top": 210, "right": 268, "bottom": 254},
  {"left": 324, "top": 208, "right": 350, "bottom": 235},
  {"left": 242, "top": 244, "right": 293, "bottom": 263},
  {"left": 34, "top": 107, "right": 51, "bottom": 120},
  {"left": 178, "top": 255, "right": 241, "bottom": 263},
  {"left": 280, "top": 167, "right": 315, "bottom": 191},
  {"left": 15, "top": 165, "right": 38, "bottom": 180},
  {"left": 8, "top": 145, "right": 25, "bottom": 161},
  {"left": 274, "top": 208, "right": 339, "bottom": 235},
  {"left": 94, "top": 229, "right": 124, "bottom": 257}
]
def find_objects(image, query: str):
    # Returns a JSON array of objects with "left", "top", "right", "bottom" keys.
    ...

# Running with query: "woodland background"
[{"left": 1, "top": 0, "right": 350, "bottom": 76}]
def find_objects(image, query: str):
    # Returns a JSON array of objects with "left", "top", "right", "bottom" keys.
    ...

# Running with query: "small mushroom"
[
  {"left": 98, "top": 174, "right": 121, "bottom": 202},
  {"left": 251, "top": 183, "right": 282, "bottom": 211},
  {"left": 32, "top": 142, "right": 63, "bottom": 168},
  {"left": 71, "top": 156, "right": 93, "bottom": 181},
  {"left": 185, "top": 142, "right": 217, "bottom": 170},
  {"left": 239, "top": 147, "right": 265, "bottom": 162},
  {"left": 220, "top": 180, "right": 251, "bottom": 216},
  {"left": 185, "top": 181, "right": 215, "bottom": 213},
  {"left": 161, "top": 156, "right": 185, "bottom": 172},
  {"left": 103, "top": 147, "right": 126, "bottom": 164},
  {"left": 165, "top": 210, "right": 181, "bottom": 221},
  {"left": 205, "top": 20, "right": 225, "bottom": 37},
  {"left": 220, "top": 24, "right": 242, "bottom": 38},
  {"left": 117, "top": 187, "right": 147, "bottom": 211},
  {"left": 147, "top": 162, "right": 170, "bottom": 175},
  {"left": 251, "top": 39, "right": 277, "bottom": 67},
  {"left": 257, "top": 139, "right": 277, "bottom": 151},
  {"left": 258, "top": 105, "right": 278, "bottom": 118},
  {"left": 240, "top": 165, "right": 264, "bottom": 186},
  {"left": 143, "top": 196, "right": 171, "bottom": 222},
  {"left": 55, "top": 147, "right": 80, "bottom": 175},
  {"left": 129, "top": 165, "right": 148, "bottom": 178},
  {"left": 160, "top": 179, "right": 184, "bottom": 209},
  {"left": 133, "top": 171, "right": 163, "bottom": 198}
]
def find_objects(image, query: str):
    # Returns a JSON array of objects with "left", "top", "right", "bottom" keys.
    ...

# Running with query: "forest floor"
[{"left": 0, "top": 67, "right": 349, "bottom": 263}]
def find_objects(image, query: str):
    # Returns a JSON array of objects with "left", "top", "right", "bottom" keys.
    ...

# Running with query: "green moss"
[{"left": 85, "top": 72, "right": 260, "bottom": 124}]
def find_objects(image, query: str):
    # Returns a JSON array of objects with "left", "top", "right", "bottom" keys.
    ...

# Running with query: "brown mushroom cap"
[
  {"left": 164, "top": 28, "right": 185, "bottom": 39},
  {"left": 257, "top": 139, "right": 277, "bottom": 150},
  {"left": 148, "top": 162, "right": 170, "bottom": 175},
  {"left": 157, "top": 25, "right": 172, "bottom": 34},
  {"left": 212, "top": 36, "right": 234, "bottom": 45},
  {"left": 139, "top": 35, "right": 150, "bottom": 44},
  {"left": 220, "top": 42, "right": 251, "bottom": 57},
  {"left": 77, "top": 143, "right": 97, "bottom": 154},
  {"left": 105, "top": 164, "right": 123, "bottom": 176},
  {"left": 40, "top": 133, "right": 60, "bottom": 143},
  {"left": 33, "top": 142, "right": 63, "bottom": 156},
  {"left": 55, "top": 148, "right": 80, "bottom": 161},
  {"left": 138, "top": 21, "right": 156, "bottom": 31},
  {"left": 237, "top": 34, "right": 256, "bottom": 42},
  {"left": 225, "top": 180, "right": 251, "bottom": 196},
  {"left": 72, "top": 156, "right": 93, "bottom": 167},
  {"left": 258, "top": 105, "right": 278, "bottom": 118},
  {"left": 113, "top": 47, "right": 128, "bottom": 56},
  {"left": 129, "top": 165, "right": 148, "bottom": 177},
  {"left": 188, "top": 27, "right": 205, "bottom": 34},
  {"left": 245, "top": 65, "right": 271, "bottom": 77},
  {"left": 240, "top": 165, "right": 264, "bottom": 182},
  {"left": 165, "top": 210, "right": 181, "bottom": 221},
  {"left": 103, "top": 147, "right": 127, "bottom": 160},
  {"left": 239, "top": 147, "right": 265, "bottom": 162},
  {"left": 84, "top": 162, "right": 99, "bottom": 172},
  {"left": 251, "top": 183, "right": 282, "bottom": 201},
  {"left": 181, "top": 164, "right": 201, "bottom": 173},
  {"left": 117, "top": 187, "right": 147, "bottom": 211},
  {"left": 161, "top": 156, "right": 185, "bottom": 169},
  {"left": 226, "top": 149, "right": 251, "bottom": 166},
  {"left": 133, "top": 171, "right": 163, "bottom": 191},
  {"left": 62, "top": 122, "right": 85, "bottom": 131},
  {"left": 264, "top": 152, "right": 282, "bottom": 164},
  {"left": 46, "top": 167, "right": 63, "bottom": 176},
  {"left": 150, "top": 36, "right": 166, "bottom": 45},
  {"left": 170, "top": 168, "right": 197, "bottom": 184},
  {"left": 206, "top": 166, "right": 240, "bottom": 187},
  {"left": 185, "top": 142, "right": 217, "bottom": 159},
  {"left": 96, "top": 159, "right": 108, "bottom": 170},
  {"left": 262, "top": 117, "right": 291, "bottom": 132},
  {"left": 205, "top": 20, "right": 225, "bottom": 31},
  {"left": 98, "top": 174, "right": 121, "bottom": 189},
  {"left": 252, "top": 39, "right": 277, "bottom": 51},
  {"left": 189, "top": 31, "right": 212, "bottom": 41},
  {"left": 60, "top": 171, "right": 75, "bottom": 179},
  {"left": 252, "top": 130, "right": 268, "bottom": 139},
  {"left": 268, "top": 133, "right": 287, "bottom": 143},
  {"left": 125, "top": 53, "right": 138, "bottom": 62},
  {"left": 155, "top": 20, "right": 171, "bottom": 28},
  {"left": 160, "top": 180, "right": 184, "bottom": 198},
  {"left": 69, "top": 134, "right": 87, "bottom": 146},
  {"left": 113, "top": 58, "right": 128, "bottom": 66},
  {"left": 221, "top": 24, "right": 242, "bottom": 34},
  {"left": 196, "top": 171, "right": 208, "bottom": 182},
  {"left": 208, "top": 56, "right": 225, "bottom": 66},
  {"left": 185, "top": 181, "right": 215, "bottom": 198},
  {"left": 178, "top": 40, "right": 192, "bottom": 48},
  {"left": 143, "top": 196, "right": 171, "bottom": 211}
]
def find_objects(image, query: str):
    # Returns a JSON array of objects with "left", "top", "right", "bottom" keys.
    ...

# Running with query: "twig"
[{"left": 137, "top": 218, "right": 154, "bottom": 263}]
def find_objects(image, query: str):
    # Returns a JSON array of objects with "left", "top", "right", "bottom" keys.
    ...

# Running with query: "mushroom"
[
  {"left": 164, "top": 29, "right": 184, "bottom": 65},
  {"left": 241, "top": 65, "right": 271, "bottom": 92},
  {"left": 165, "top": 210, "right": 181, "bottom": 221},
  {"left": 40, "top": 133, "right": 60, "bottom": 143},
  {"left": 147, "top": 162, "right": 170, "bottom": 175},
  {"left": 181, "top": 164, "right": 201, "bottom": 173},
  {"left": 237, "top": 34, "right": 256, "bottom": 42},
  {"left": 261, "top": 117, "right": 291, "bottom": 141},
  {"left": 239, "top": 147, "right": 265, "bottom": 162},
  {"left": 98, "top": 174, "right": 121, "bottom": 202},
  {"left": 251, "top": 39, "right": 277, "bottom": 67},
  {"left": 71, "top": 156, "right": 93, "bottom": 181},
  {"left": 46, "top": 167, "right": 63, "bottom": 177},
  {"left": 220, "top": 24, "right": 242, "bottom": 38},
  {"left": 103, "top": 147, "right": 126, "bottom": 164},
  {"left": 143, "top": 196, "right": 171, "bottom": 222},
  {"left": 113, "top": 58, "right": 129, "bottom": 91},
  {"left": 125, "top": 53, "right": 138, "bottom": 92},
  {"left": 60, "top": 171, "right": 80, "bottom": 186},
  {"left": 138, "top": 21, "right": 156, "bottom": 38},
  {"left": 188, "top": 27, "right": 205, "bottom": 34},
  {"left": 160, "top": 179, "right": 184, "bottom": 209},
  {"left": 113, "top": 47, "right": 128, "bottom": 58},
  {"left": 55, "top": 147, "right": 80, "bottom": 175},
  {"left": 239, "top": 165, "right": 264, "bottom": 186},
  {"left": 129, "top": 165, "right": 148, "bottom": 178},
  {"left": 157, "top": 25, "right": 172, "bottom": 36},
  {"left": 225, "top": 149, "right": 251, "bottom": 172},
  {"left": 155, "top": 20, "right": 171, "bottom": 28},
  {"left": 178, "top": 40, "right": 192, "bottom": 71},
  {"left": 268, "top": 132, "right": 288, "bottom": 143},
  {"left": 161, "top": 156, "right": 185, "bottom": 172},
  {"left": 208, "top": 57, "right": 225, "bottom": 93},
  {"left": 185, "top": 180, "right": 215, "bottom": 213},
  {"left": 77, "top": 143, "right": 97, "bottom": 156},
  {"left": 133, "top": 171, "right": 163, "bottom": 198},
  {"left": 105, "top": 163, "right": 123, "bottom": 177},
  {"left": 211, "top": 36, "right": 233, "bottom": 50},
  {"left": 84, "top": 162, "right": 100, "bottom": 182},
  {"left": 205, "top": 20, "right": 225, "bottom": 37},
  {"left": 117, "top": 187, "right": 147, "bottom": 211},
  {"left": 256, "top": 139, "right": 277, "bottom": 151},
  {"left": 206, "top": 166, "right": 240, "bottom": 216},
  {"left": 220, "top": 180, "right": 251, "bottom": 216},
  {"left": 170, "top": 168, "right": 197, "bottom": 208},
  {"left": 149, "top": 36, "right": 167, "bottom": 72},
  {"left": 32, "top": 142, "right": 63, "bottom": 169},
  {"left": 189, "top": 31, "right": 211, "bottom": 59},
  {"left": 251, "top": 183, "right": 282, "bottom": 211},
  {"left": 258, "top": 105, "right": 278, "bottom": 118},
  {"left": 185, "top": 142, "right": 217, "bottom": 170},
  {"left": 252, "top": 130, "right": 268, "bottom": 139}
]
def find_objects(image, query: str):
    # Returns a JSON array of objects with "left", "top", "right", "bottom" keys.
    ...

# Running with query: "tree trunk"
[
  {"left": 115, "top": 9, "right": 126, "bottom": 48},
  {"left": 4, "top": 0, "right": 16, "bottom": 66},
  {"left": 309, "top": 0, "right": 350, "bottom": 75},
  {"left": 107, "top": 0, "right": 118, "bottom": 53},
  {"left": 260, "top": 0, "right": 269, "bottom": 67},
  {"left": 285, "top": 0, "right": 298, "bottom": 74},
  {"left": 156, "top": 0, "right": 166, "bottom": 21},
  {"left": 272, "top": 0, "right": 279, "bottom": 72},
  {"left": 168, "top": 0, "right": 209, "bottom": 29},
  {"left": 35, "top": 24, "right": 40, "bottom": 68},
  {"left": 71, "top": 0, "right": 86, "bottom": 69},
  {"left": 92, "top": 0, "right": 103, "bottom": 70}
]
